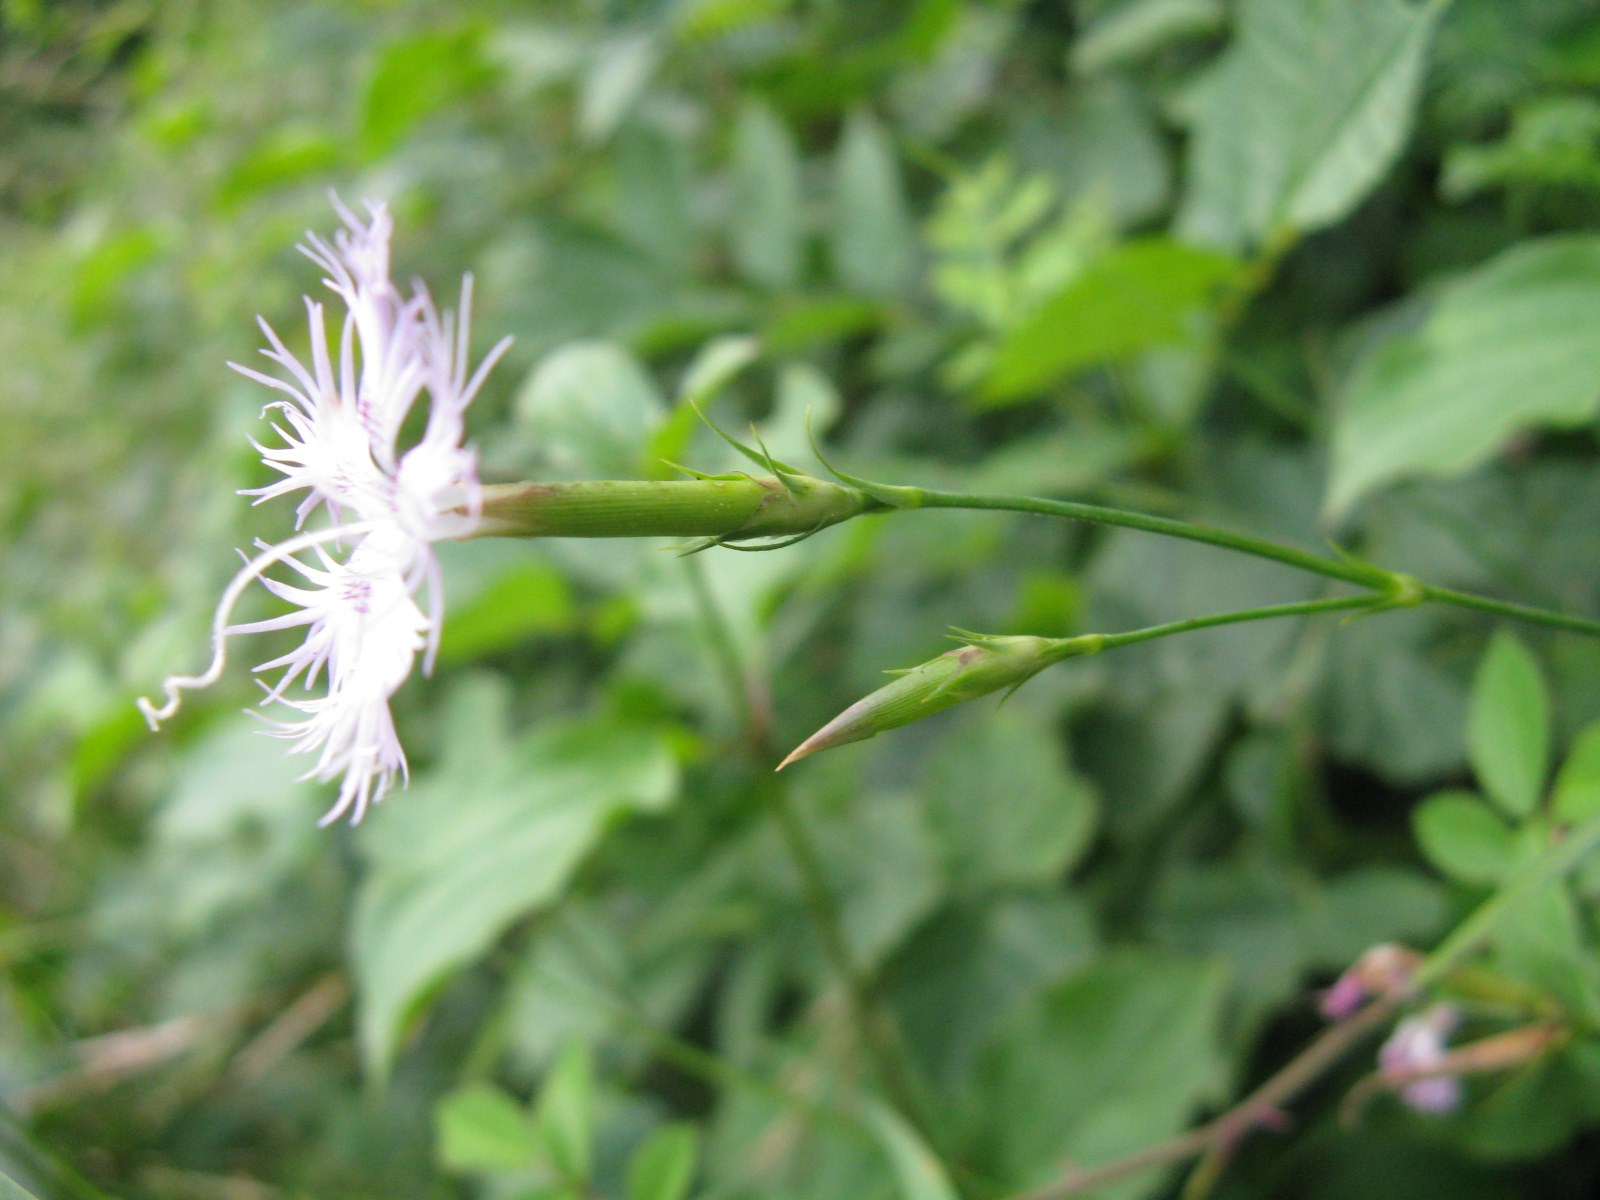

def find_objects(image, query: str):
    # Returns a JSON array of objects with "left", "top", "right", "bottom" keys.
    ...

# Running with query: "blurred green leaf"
[
  {"left": 1493, "top": 874, "right": 1600, "bottom": 1024},
  {"left": 580, "top": 32, "right": 660, "bottom": 143},
  {"left": 730, "top": 100, "right": 804, "bottom": 290},
  {"left": 983, "top": 953, "right": 1226, "bottom": 1199},
  {"left": 1071, "top": 0, "right": 1223, "bottom": 75},
  {"left": 676, "top": 334, "right": 763, "bottom": 410},
  {"left": 1468, "top": 631, "right": 1550, "bottom": 819},
  {"left": 439, "top": 558, "right": 576, "bottom": 665},
  {"left": 627, "top": 1123, "right": 698, "bottom": 1200},
  {"left": 1442, "top": 94, "right": 1600, "bottom": 201},
  {"left": 1552, "top": 719, "right": 1600, "bottom": 823},
  {"left": 832, "top": 110, "right": 917, "bottom": 296},
  {"left": 983, "top": 239, "right": 1238, "bottom": 402},
  {"left": 536, "top": 1042, "right": 595, "bottom": 1183},
  {"left": 516, "top": 340, "right": 668, "bottom": 478},
  {"left": 1179, "top": 0, "right": 1443, "bottom": 250},
  {"left": 863, "top": 1098, "right": 959, "bottom": 1200},
  {"left": 612, "top": 124, "right": 696, "bottom": 272},
  {"left": 1412, "top": 790, "right": 1515, "bottom": 885},
  {"left": 921, "top": 713, "right": 1098, "bottom": 891},
  {"left": 353, "top": 678, "right": 678, "bottom": 1077},
  {"left": 216, "top": 123, "right": 339, "bottom": 212},
  {"left": 1455, "top": 1042, "right": 1600, "bottom": 1160},
  {"left": 887, "top": 894, "right": 1100, "bottom": 1092},
  {"left": 360, "top": 25, "right": 496, "bottom": 159},
  {"left": 437, "top": 1083, "right": 539, "bottom": 1172},
  {"left": 814, "top": 794, "right": 943, "bottom": 969},
  {"left": 1328, "top": 236, "right": 1600, "bottom": 518}
]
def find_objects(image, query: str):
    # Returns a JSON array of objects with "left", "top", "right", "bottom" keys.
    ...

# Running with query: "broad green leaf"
[
  {"left": 612, "top": 124, "right": 695, "bottom": 272},
  {"left": 1552, "top": 720, "right": 1600, "bottom": 823},
  {"left": 627, "top": 1124, "right": 698, "bottom": 1200},
  {"left": 1442, "top": 95, "right": 1600, "bottom": 202},
  {"left": 1412, "top": 790, "right": 1515, "bottom": 885},
  {"left": 888, "top": 895, "right": 1100, "bottom": 1092},
  {"left": 863, "top": 1098, "right": 960, "bottom": 1200},
  {"left": 216, "top": 124, "right": 339, "bottom": 212},
  {"left": 1178, "top": 0, "right": 1443, "bottom": 251},
  {"left": 649, "top": 334, "right": 763, "bottom": 467},
  {"left": 579, "top": 32, "right": 660, "bottom": 142},
  {"left": 730, "top": 100, "right": 804, "bottom": 290},
  {"left": 0, "top": 1171, "right": 41, "bottom": 1200},
  {"left": 353, "top": 678, "right": 678, "bottom": 1077},
  {"left": 1468, "top": 632, "right": 1550, "bottom": 819},
  {"left": 436, "top": 1084, "right": 539, "bottom": 1172},
  {"left": 536, "top": 1042, "right": 595, "bottom": 1183},
  {"left": 813, "top": 795, "right": 942, "bottom": 970},
  {"left": 439, "top": 558, "right": 576, "bottom": 665},
  {"left": 984, "top": 238, "right": 1238, "bottom": 401},
  {"left": 984, "top": 953, "right": 1227, "bottom": 1199},
  {"left": 921, "top": 713, "right": 1098, "bottom": 891},
  {"left": 1071, "top": 0, "right": 1223, "bottom": 75},
  {"left": 832, "top": 110, "right": 917, "bottom": 296},
  {"left": 360, "top": 25, "right": 495, "bottom": 159},
  {"left": 1456, "top": 1042, "right": 1600, "bottom": 1160},
  {"left": 1493, "top": 872, "right": 1600, "bottom": 1024},
  {"left": 676, "top": 334, "right": 762, "bottom": 410},
  {"left": 1328, "top": 236, "right": 1600, "bottom": 518},
  {"left": 516, "top": 340, "right": 668, "bottom": 478}
]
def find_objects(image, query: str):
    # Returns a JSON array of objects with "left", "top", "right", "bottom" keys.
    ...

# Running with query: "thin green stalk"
[
  {"left": 684, "top": 556, "right": 773, "bottom": 750},
  {"left": 1070, "top": 595, "right": 1387, "bottom": 658},
  {"left": 473, "top": 477, "right": 1600, "bottom": 638},
  {"left": 766, "top": 782, "right": 932, "bottom": 1134},
  {"left": 1416, "top": 583, "right": 1600, "bottom": 641},
  {"left": 904, "top": 486, "right": 1600, "bottom": 638},
  {"left": 679, "top": 553, "right": 931, "bottom": 1133},
  {"left": 908, "top": 487, "right": 1393, "bottom": 589}
]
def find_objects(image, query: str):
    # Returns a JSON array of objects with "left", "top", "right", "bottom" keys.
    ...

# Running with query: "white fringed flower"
[{"left": 139, "top": 200, "right": 511, "bottom": 825}]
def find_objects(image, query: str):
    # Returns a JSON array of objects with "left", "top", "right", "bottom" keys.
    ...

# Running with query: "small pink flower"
[
  {"left": 1380, "top": 1004, "right": 1462, "bottom": 1115},
  {"left": 1319, "top": 944, "right": 1421, "bottom": 1020},
  {"left": 140, "top": 200, "right": 510, "bottom": 824}
]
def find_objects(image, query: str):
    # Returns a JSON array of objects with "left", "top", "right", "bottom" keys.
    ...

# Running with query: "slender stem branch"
[
  {"left": 1073, "top": 595, "right": 1385, "bottom": 658},
  {"left": 766, "top": 783, "right": 931, "bottom": 1133},
  {"left": 1416, "top": 583, "right": 1600, "bottom": 640},
  {"left": 907, "top": 487, "right": 1600, "bottom": 639},
  {"left": 910, "top": 487, "right": 1393, "bottom": 590},
  {"left": 679, "top": 555, "right": 929, "bottom": 1132}
]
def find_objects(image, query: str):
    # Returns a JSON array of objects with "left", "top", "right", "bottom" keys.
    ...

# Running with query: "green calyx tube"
[{"left": 468, "top": 474, "right": 880, "bottom": 543}]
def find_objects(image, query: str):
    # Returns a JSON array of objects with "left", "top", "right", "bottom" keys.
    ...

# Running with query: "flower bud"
[{"left": 778, "top": 633, "right": 1098, "bottom": 768}]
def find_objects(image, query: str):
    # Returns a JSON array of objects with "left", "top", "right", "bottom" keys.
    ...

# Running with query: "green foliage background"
[{"left": 4, "top": 0, "right": 1600, "bottom": 1197}]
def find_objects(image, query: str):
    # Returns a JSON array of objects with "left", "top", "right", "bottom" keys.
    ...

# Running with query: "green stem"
[
  {"left": 766, "top": 782, "right": 932, "bottom": 1133},
  {"left": 910, "top": 487, "right": 1392, "bottom": 589},
  {"left": 905, "top": 487, "right": 1600, "bottom": 638},
  {"left": 473, "top": 478, "right": 1600, "bottom": 638},
  {"left": 678, "top": 550, "right": 931, "bottom": 1134},
  {"left": 1069, "top": 595, "right": 1386, "bottom": 658},
  {"left": 1416, "top": 583, "right": 1600, "bottom": 641}
]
